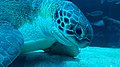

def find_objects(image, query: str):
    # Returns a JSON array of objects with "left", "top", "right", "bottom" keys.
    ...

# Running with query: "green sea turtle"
[{"left": 0, "top": 0, "right": 93, "bottom": 66}]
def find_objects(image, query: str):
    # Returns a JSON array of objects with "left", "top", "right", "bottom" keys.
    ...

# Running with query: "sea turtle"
[{"left": 0, "top": 0, "right": 93, "bottom": 66}]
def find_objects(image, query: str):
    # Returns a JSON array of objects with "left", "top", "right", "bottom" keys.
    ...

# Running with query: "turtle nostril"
[{"left": 75, "top": 25, "right": 82, "bottom": 35}]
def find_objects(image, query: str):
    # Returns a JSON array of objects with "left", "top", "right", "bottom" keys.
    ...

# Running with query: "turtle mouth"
[
  {"left": 52, "top": 28, "right": 91, "bottom": 48},
  {"left": 67, "top": 36, "right": 91, "bottom": 48}
]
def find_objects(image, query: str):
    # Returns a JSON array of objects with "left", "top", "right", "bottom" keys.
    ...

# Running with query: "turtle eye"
[{"left": 75, "top": 24, "right": 82, "bottom": 35}]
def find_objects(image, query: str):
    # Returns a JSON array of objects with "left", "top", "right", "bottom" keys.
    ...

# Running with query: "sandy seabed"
[{"left": 9, "top": 47, "right": 120, "bottom": 67}]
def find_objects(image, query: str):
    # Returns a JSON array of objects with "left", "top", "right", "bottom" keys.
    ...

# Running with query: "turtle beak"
[
  {"left": 79, "top": 38, "right": 91, "bottom": 48},
  {"left": 69, "top": 36, "right": 91, "bottom": 48},
  {"left": 67, "top": 23, "right": 93, "bottom": 48}
]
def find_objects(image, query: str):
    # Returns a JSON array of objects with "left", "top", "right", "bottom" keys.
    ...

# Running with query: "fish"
[
  {"left": 91, "top": 16, "right": 120, "bottom": 26},
  {"left": 87, "top": 10, "right": 103, "bottom": 17},
  {"left": 103, "top": 16, "right": 120, "bottom": 25},
  {"left": 115, "top": 1, "right": 120, "bottom": 4},
  {"left": 91, "top": 20, "right": 105, "bottom": 26}
]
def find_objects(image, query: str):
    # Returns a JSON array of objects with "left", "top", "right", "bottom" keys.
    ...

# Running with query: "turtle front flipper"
[{"left": 0, "top": 21, "right": 24, "bottom": 67}]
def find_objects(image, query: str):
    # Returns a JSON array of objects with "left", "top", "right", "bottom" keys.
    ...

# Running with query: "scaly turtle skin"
[{"left": 0, "top": 0, "right": 93, "bottom": 66}]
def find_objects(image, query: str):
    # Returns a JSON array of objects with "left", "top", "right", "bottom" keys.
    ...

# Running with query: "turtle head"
[{"left": 51, "top": 1, "right": 93, "bottom": 48}]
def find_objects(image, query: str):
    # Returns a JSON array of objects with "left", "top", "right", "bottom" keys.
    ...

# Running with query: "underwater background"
[{"left": 9, "top": 0, "right": 120, "bottom": 67}]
